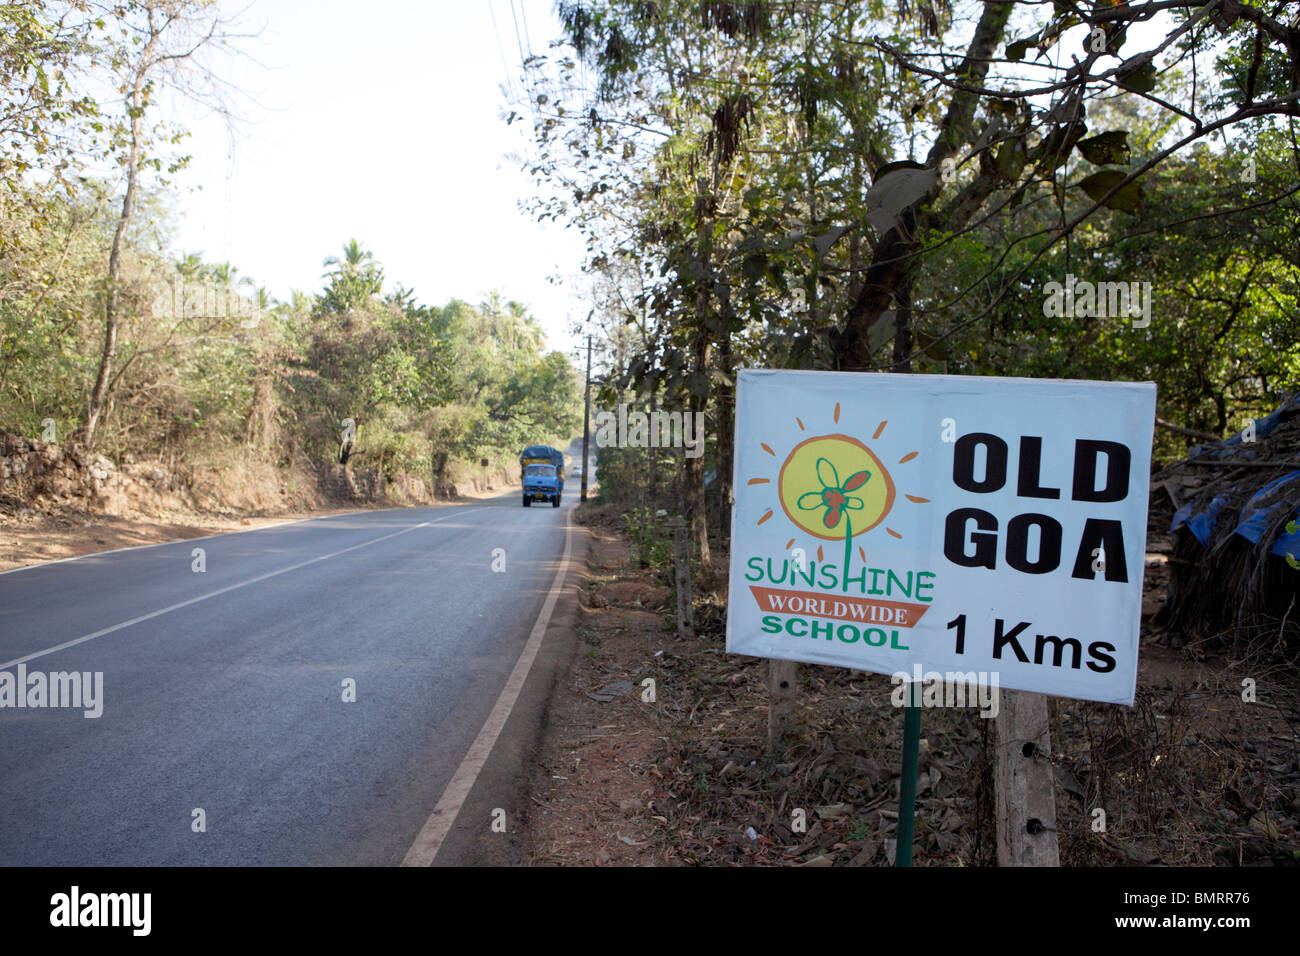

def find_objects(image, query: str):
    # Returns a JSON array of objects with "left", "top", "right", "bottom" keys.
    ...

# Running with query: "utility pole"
[{"left": 581, "top": 334, "right": 592, "bottom": 501}]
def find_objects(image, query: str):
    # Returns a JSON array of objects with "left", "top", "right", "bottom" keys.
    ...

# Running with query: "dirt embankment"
[{"left": 0, "top": 431, "right": 517, "bottom": 572}]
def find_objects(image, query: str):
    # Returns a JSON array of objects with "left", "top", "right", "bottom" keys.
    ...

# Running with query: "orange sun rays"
[{"left": 751, "top": 409, "right": 928, "bottom": 547}]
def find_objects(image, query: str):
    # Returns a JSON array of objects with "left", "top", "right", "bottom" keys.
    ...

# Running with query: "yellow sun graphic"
[{"left": 745, "top": 403, "right": 930, "bottom": 592}]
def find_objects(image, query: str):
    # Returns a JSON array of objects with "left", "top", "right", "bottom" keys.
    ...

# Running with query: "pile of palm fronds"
[{"left": 1151, "top": 394, "right": 1300, "bottom": 654}]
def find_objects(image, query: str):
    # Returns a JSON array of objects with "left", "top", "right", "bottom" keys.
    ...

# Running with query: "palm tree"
[
  {"left": 244, "top": 285, "right": 276, "bottom": 327},
  {"left": 323, "top": 239, "right": 375, "bottom": 275},
  {"left": 209, "top": 261, "right": 238, "bottom": 284},
  {"left": 386, "top": 283, "right": 417, "bottom": 312},
  {"left": 290, "top": 289, "right": 314, "bottom": 314},
  {"left": 174, "top": 252, "right": 205, "bottom": 280},
  {"left": 507, "top": 301, "right": 546, "bottom": 352},
  {"left": 479, "top": 289, "right": 507, "bottom": 318}
]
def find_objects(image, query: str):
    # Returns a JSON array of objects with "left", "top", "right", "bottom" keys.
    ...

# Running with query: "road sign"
[{"left": 727, "top": 370, "right": 1156, "bottom": 706}]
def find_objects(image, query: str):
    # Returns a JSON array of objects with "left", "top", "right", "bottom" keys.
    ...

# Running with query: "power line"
[
  {"left": 507, "top": 0, "right": 535, "bottom": 130},
  {"left": 517, "top": 0, "right": 534, "bottom": 58},
  {"left": 490, "top": 0, "right": 540, "bottom": 152},
  {"left": 487, "top": 0, "right": 517, "bottom": 102},
  {"left": 507, "top": 0, "right": 528, "bottom": 66}
]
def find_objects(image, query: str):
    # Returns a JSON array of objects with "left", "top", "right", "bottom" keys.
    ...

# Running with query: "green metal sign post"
[{"left": 895, "top": 683, "right": 922, "bottom": 867}]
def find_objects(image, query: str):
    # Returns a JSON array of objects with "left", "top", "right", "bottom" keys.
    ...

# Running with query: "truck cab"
[
  {"left": 522, "top": 463, "right": 561, "bottom": 507},
  {"left": 520, "top": 445, "right": 566, "bottom": 487}
]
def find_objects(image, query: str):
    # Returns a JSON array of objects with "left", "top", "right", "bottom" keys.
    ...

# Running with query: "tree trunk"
[
  {"left": 832, "top": 0, "right": 1012, "bottom": 371},
  {"left": 892, "top": 271, "right": 914, "bottom": 372},
  {"left": 648, "top": 386, "right": 659, "bottom": 503},
  {"left": 716, "top": 321, "right": 734, "bottom": 529},
  {"left": 243, "top": 375, "right": 276, "bottom": 450},
  {"left": 687, "top": 176, "right": 715, "bottom": 567},
  {"left": 686, "top": 326, "right": 711, "bottom": 567},
  {"left": 715, "top": 250, "right": 735, "bottom": 532},
  {"left": 84, "top": 66, "right": 148, "bottom": 449}
]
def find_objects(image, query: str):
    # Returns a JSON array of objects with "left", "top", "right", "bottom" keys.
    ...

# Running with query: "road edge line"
[{"left": 400, "top": 510, "right": 575, "bottom": 867}]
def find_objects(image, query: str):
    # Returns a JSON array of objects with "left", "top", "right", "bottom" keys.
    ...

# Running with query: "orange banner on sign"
[{"left": 749, "top": 586, "right": 930, "bottom": 628}]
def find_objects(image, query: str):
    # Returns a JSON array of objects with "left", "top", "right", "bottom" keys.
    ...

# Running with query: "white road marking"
[
  {"left": 401, "top": 508, "right": 574, "bottom": 866},
  {"left": 0, "top": 509, "right": 483, "bottom": 670}
]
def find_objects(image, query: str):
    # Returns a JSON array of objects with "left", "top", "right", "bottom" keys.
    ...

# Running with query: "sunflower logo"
[
  {"left": 779, "top": 434, "right": 895, "bottom": 541},
  {"left": 794, "top": 455, "right": 875, "bottom": 530},
  {"left": 745, "top": 404, "right": 928, "bottom": 593}
]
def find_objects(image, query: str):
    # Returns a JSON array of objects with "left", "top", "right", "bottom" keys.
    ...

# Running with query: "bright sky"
[
  {"left": 159, "top": 1, "right": 1193, "bottom": 363},
  {"left": 164, "top": 0, "right": 588, "bottom": 355}
]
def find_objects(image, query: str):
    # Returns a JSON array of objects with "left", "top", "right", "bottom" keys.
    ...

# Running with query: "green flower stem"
[{"left": 842, "top": 513, "right": 853, "bottom": 593}]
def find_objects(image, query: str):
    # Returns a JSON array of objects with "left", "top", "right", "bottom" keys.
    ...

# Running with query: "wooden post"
[
  {"left": 766, "top": 659, "right": 798, "bottom": 757},
  {"left": 994, "top": 690, "right": 1059, "bottom": 866},
  {"left": 671, "top": 520, "right": 694, "bottom": 639}
]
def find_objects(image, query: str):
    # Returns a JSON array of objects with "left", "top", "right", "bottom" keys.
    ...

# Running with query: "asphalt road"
[{"left": 0, "top": 473, "right": 579, "bottom": 865}]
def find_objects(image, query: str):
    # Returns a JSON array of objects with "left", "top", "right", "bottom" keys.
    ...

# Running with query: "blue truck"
[{"left": 520, "top": 445, "right": 565, "bottom": 508}]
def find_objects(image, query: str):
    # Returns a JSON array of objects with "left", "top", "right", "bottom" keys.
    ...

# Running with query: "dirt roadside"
[
  {"left": 521, "top": 500, "right": 1300, "bottom": 867},
  {"left": 0, "top": 484, "right": 513, "bottom": 573}
]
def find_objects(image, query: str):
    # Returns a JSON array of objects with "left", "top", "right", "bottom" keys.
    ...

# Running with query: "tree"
[
  {"left": 0, "top": 1, "right": 102, "bottom": 205},
  {"left": 832, "top": 0, "right": 1300, "bottom": 373},
  {"left": 83, "top": 0, "right": 247, "bottom": 448},
  {"left": 317, "top": 239, "right": 384, "bottom": 317},
  {"left": 532, "top": 0, "right": 922, "bottom": 560},
  {"left": 524, "top": 0, "right": 1300, "bottom": 555}
]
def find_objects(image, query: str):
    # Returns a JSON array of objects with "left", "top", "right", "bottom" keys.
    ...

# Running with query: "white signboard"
[{"left": 726, "top": 370, "right": 1156, "bottom": 705}]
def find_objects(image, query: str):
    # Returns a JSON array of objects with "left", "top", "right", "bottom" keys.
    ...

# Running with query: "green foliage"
[
  {"left": 0, "top": 1, "right": 103, "bottom": 205},
  {"left": 1, "top": 178, "right": 580, "bottom": 483},
  {"left": 622, "top": 504, "right": 672, "bottom": 572},
  {"left": 594, "top": 437, "right": 682, "bottom": 502},
  {"left": 523, "top": 0, "right": 1300, "bottom": 509}
]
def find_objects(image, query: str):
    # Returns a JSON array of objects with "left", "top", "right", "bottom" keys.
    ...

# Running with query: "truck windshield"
[{"left": 525, "top": 465, "right": 556, "bottom": 477}]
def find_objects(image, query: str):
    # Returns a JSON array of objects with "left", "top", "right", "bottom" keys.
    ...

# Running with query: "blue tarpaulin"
[
  {"left": 1172, "top": 493, "right": 1232, "bottom": 547},
  {"left": 1234, "top": 471, "right": 1300, "bottom": 557},
  {"left": 1170, "top": 394, "right": 1299, "bottom": 557},
  {"left": 1187, "top": 394, "right": 1300, "bottom": 459}
]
